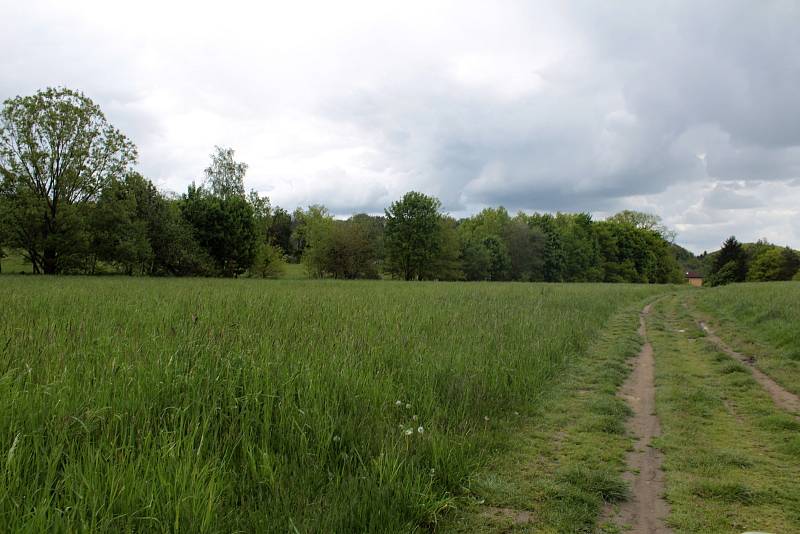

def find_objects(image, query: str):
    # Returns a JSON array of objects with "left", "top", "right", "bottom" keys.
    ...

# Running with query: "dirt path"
[
  {"left": 610, "top": 303, "right": 672, "bottom": 534},
  {"left": 699, "top": 321, "right": 800, "bottom": 417}
]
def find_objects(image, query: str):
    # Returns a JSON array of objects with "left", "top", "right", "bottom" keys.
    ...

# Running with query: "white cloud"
[{"left": 1, "top": 0, "right": 799, "bottom": 251}]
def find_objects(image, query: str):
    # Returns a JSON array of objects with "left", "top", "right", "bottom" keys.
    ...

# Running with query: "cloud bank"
[{"left": 2, "top": 0, "right": 799, "bottom": 252}]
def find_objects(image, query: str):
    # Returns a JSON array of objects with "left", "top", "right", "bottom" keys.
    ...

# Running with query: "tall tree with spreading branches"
[{"left": 0, "top": 87, "right": 137, "bottom": 273}]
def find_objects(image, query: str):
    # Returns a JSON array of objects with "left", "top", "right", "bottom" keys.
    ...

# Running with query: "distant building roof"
[{"left": 685, "top": 271, "right": 703, "bottom": 278}]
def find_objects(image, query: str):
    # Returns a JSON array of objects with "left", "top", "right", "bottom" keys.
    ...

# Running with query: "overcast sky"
[{"left": 3, "top": 0, "right": 799, "bottom": 253}]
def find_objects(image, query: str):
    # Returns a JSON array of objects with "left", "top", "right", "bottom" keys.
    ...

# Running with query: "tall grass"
[
  {"left": 693, "top": 281, "right": 800, "bottom": 394},
  {"left": 0, "top": 278, "right": 664, "bottom": 532},
  {"left": 695, "top": 282, "right": 800, "bottom": 358}
]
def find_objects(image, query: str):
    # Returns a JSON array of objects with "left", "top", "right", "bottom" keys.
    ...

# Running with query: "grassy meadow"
[
  {"left": 691, "top": 281, "right": 800, "bottom": 395},
  {"left": 444, "top": 297, "right": 651, "bottom": 533},
  {"left": 0, "top": 252, "right": 33, "bottom": 275},
  {"left": 649, "top": 295, "right": 800, "bottom": 533},
  {"left": 0, "top": 277, "right": 667, "bottom": 532}
]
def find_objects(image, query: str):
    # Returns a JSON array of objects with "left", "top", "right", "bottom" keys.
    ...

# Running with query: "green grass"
[
  {"left": 691, "top": 282, "right": 800, "bottom": 395},
  {"left": 278, "top": 262, "right": 309, "bottom": 280},
  {"left": 441, "top": 299, "right": 651, "bottom": 533},
  {"left": 648, "top": 295, "right": 800, "bottom": 533},
  {"left": 0, "top": 277, "right": 668, "bottom": 532},
  {"left": 0, "top": 251, "right": 33, "bottom": 274}
]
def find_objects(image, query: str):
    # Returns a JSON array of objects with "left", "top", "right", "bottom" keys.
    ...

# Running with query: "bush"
[
  {"left": 706, "top": 261, "right": 739, "bottom": 287},
  {"left": 250, "top": 243, "right": 286, "bottom": 278}
]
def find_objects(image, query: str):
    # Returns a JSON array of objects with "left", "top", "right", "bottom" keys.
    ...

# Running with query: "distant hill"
[{"left": 670, "top": 243, "right": 710, "bottom": 276}]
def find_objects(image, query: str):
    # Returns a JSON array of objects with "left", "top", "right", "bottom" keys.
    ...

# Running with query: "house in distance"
[{"left": 685, "top": 271, "right": 703, "bottom": 287}]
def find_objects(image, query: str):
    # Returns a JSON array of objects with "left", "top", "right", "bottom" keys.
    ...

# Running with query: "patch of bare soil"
[
  {"left": 699, "top": 321, "right": 800, "bottom": 417},
  {"left": 609, "top": 304, "right": 672, "bottom": 533},
  {"left": 482, "top": 506, "right": 534, "bottom": 526}
]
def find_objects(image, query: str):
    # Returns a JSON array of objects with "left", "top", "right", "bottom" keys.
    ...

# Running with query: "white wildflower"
[
  {"left": 412, "top": 414, "right": 418, "bottom": 421},
  {"left": 484, "top": 416, "right": 490, "bottom": 422},
  {"left": 404, "top": 428, "right": 413, "bottom": 436},
  {"left": 405, "top": 403, "right": 411, "bottom": 409},
  {"left": 395, "top": 400, "right": 402, "bottom": 407},
  {"left": 332, "top": 435, "right": 341, "bottom": 443},
  {"left": 417, "top": 426, "right": 424, "bottom": 434},
  {"left": 514, "top": 411, "right": 520, "bottom": 416}
]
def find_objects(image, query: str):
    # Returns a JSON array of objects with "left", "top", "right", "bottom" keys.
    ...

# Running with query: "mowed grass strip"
[
  {"left": 0, "top": 277, "right": 666, "bottom": 533},
  {"left": 441, "top": 298, "right": 655, "bottom": 533},
  {"left": 690, "top": 282, "right": 800, "bottom": 396},
  {"left": 648, "top": 295, "right": 800, "bottom": 533}
]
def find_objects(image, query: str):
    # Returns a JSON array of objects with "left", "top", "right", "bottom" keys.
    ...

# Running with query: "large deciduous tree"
[
  {"left": 384, "top": 191, "right": 443, "bottom": 280},
  {"left": 180, "top": 148, "right": 258, "bottom": 277},
  {"left": 0, "top": 87, "right": 137, "bottom": 273},
  {"left": 180, "top": 184, "right": 257, "bottom": 277}
]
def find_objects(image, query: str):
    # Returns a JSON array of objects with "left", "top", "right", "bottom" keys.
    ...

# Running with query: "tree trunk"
[
  {"left": 27, "top": 246, "right": 41, "bottom": 274},
  {"left": 43, "top": 247, "right": 57, "bottom": 274}
]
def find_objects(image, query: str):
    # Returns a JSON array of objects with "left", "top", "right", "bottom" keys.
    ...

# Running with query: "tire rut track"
[
  {"left": 697, "top": 320, "right": 800, "bottom": 417},
  {"left": 609, "top": 303, "right": 672, "bottom": 534}
]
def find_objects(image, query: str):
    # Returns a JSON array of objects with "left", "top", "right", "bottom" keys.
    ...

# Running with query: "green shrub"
[{"left": 250, "top": 242, "right": 286, "bottom": 278}]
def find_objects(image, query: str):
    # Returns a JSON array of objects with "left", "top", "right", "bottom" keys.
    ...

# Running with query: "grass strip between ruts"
[
  {"left": 648, "top": 295, "right": 800, "bottom": 533},
  {"left": 688, "top": 283, "right": 800, "bottom": 397}
]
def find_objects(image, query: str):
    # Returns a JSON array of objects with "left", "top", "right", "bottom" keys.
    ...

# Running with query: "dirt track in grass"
[
  {"left": 610, "top": 303, "right": 672, "bottom": 533},
  {"left": 698, "top": 320, "right": 800, "bottom": 417}
]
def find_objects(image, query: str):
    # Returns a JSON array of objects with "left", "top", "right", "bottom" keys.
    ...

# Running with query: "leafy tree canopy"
[
  {"left": 384, "top": 191, "right": 444, "bottom": 281},
  {"left": 711, "top": 236, "right": 747, "bottom": 283},
  {"left": 204, "top": 146, "right": 247, "bottom": 200},
  {"left": 0, "top": 87, "right": 137, "bottom": 273},
  {"left": 748, "top": 247, "right": 800, "bottom": 282},
  {"left": 607, "top": 210, "right": 676, "bottom": 242}
]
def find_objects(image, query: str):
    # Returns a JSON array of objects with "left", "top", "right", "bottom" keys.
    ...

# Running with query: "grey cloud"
[
  {"left": 2, "top": 0, "right": 799, "bottom": 250},
  {"left": 703, "top": 183, "right": 764, "bottom": 210},
  {"left": 316, "top": 1, "right": 800, "bottom": 219}
]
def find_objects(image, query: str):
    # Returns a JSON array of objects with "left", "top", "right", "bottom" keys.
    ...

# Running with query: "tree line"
[
  {"left": 1, "top": 87, "right": 684, "bottom": 283},
  {"left": 704, "top": 236, "right": 800, "bottom": 286}
]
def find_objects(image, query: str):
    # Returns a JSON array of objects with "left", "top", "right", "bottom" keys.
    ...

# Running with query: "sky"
[{"left": 2, "top": 0, "right": 799, "bottom": 253}]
